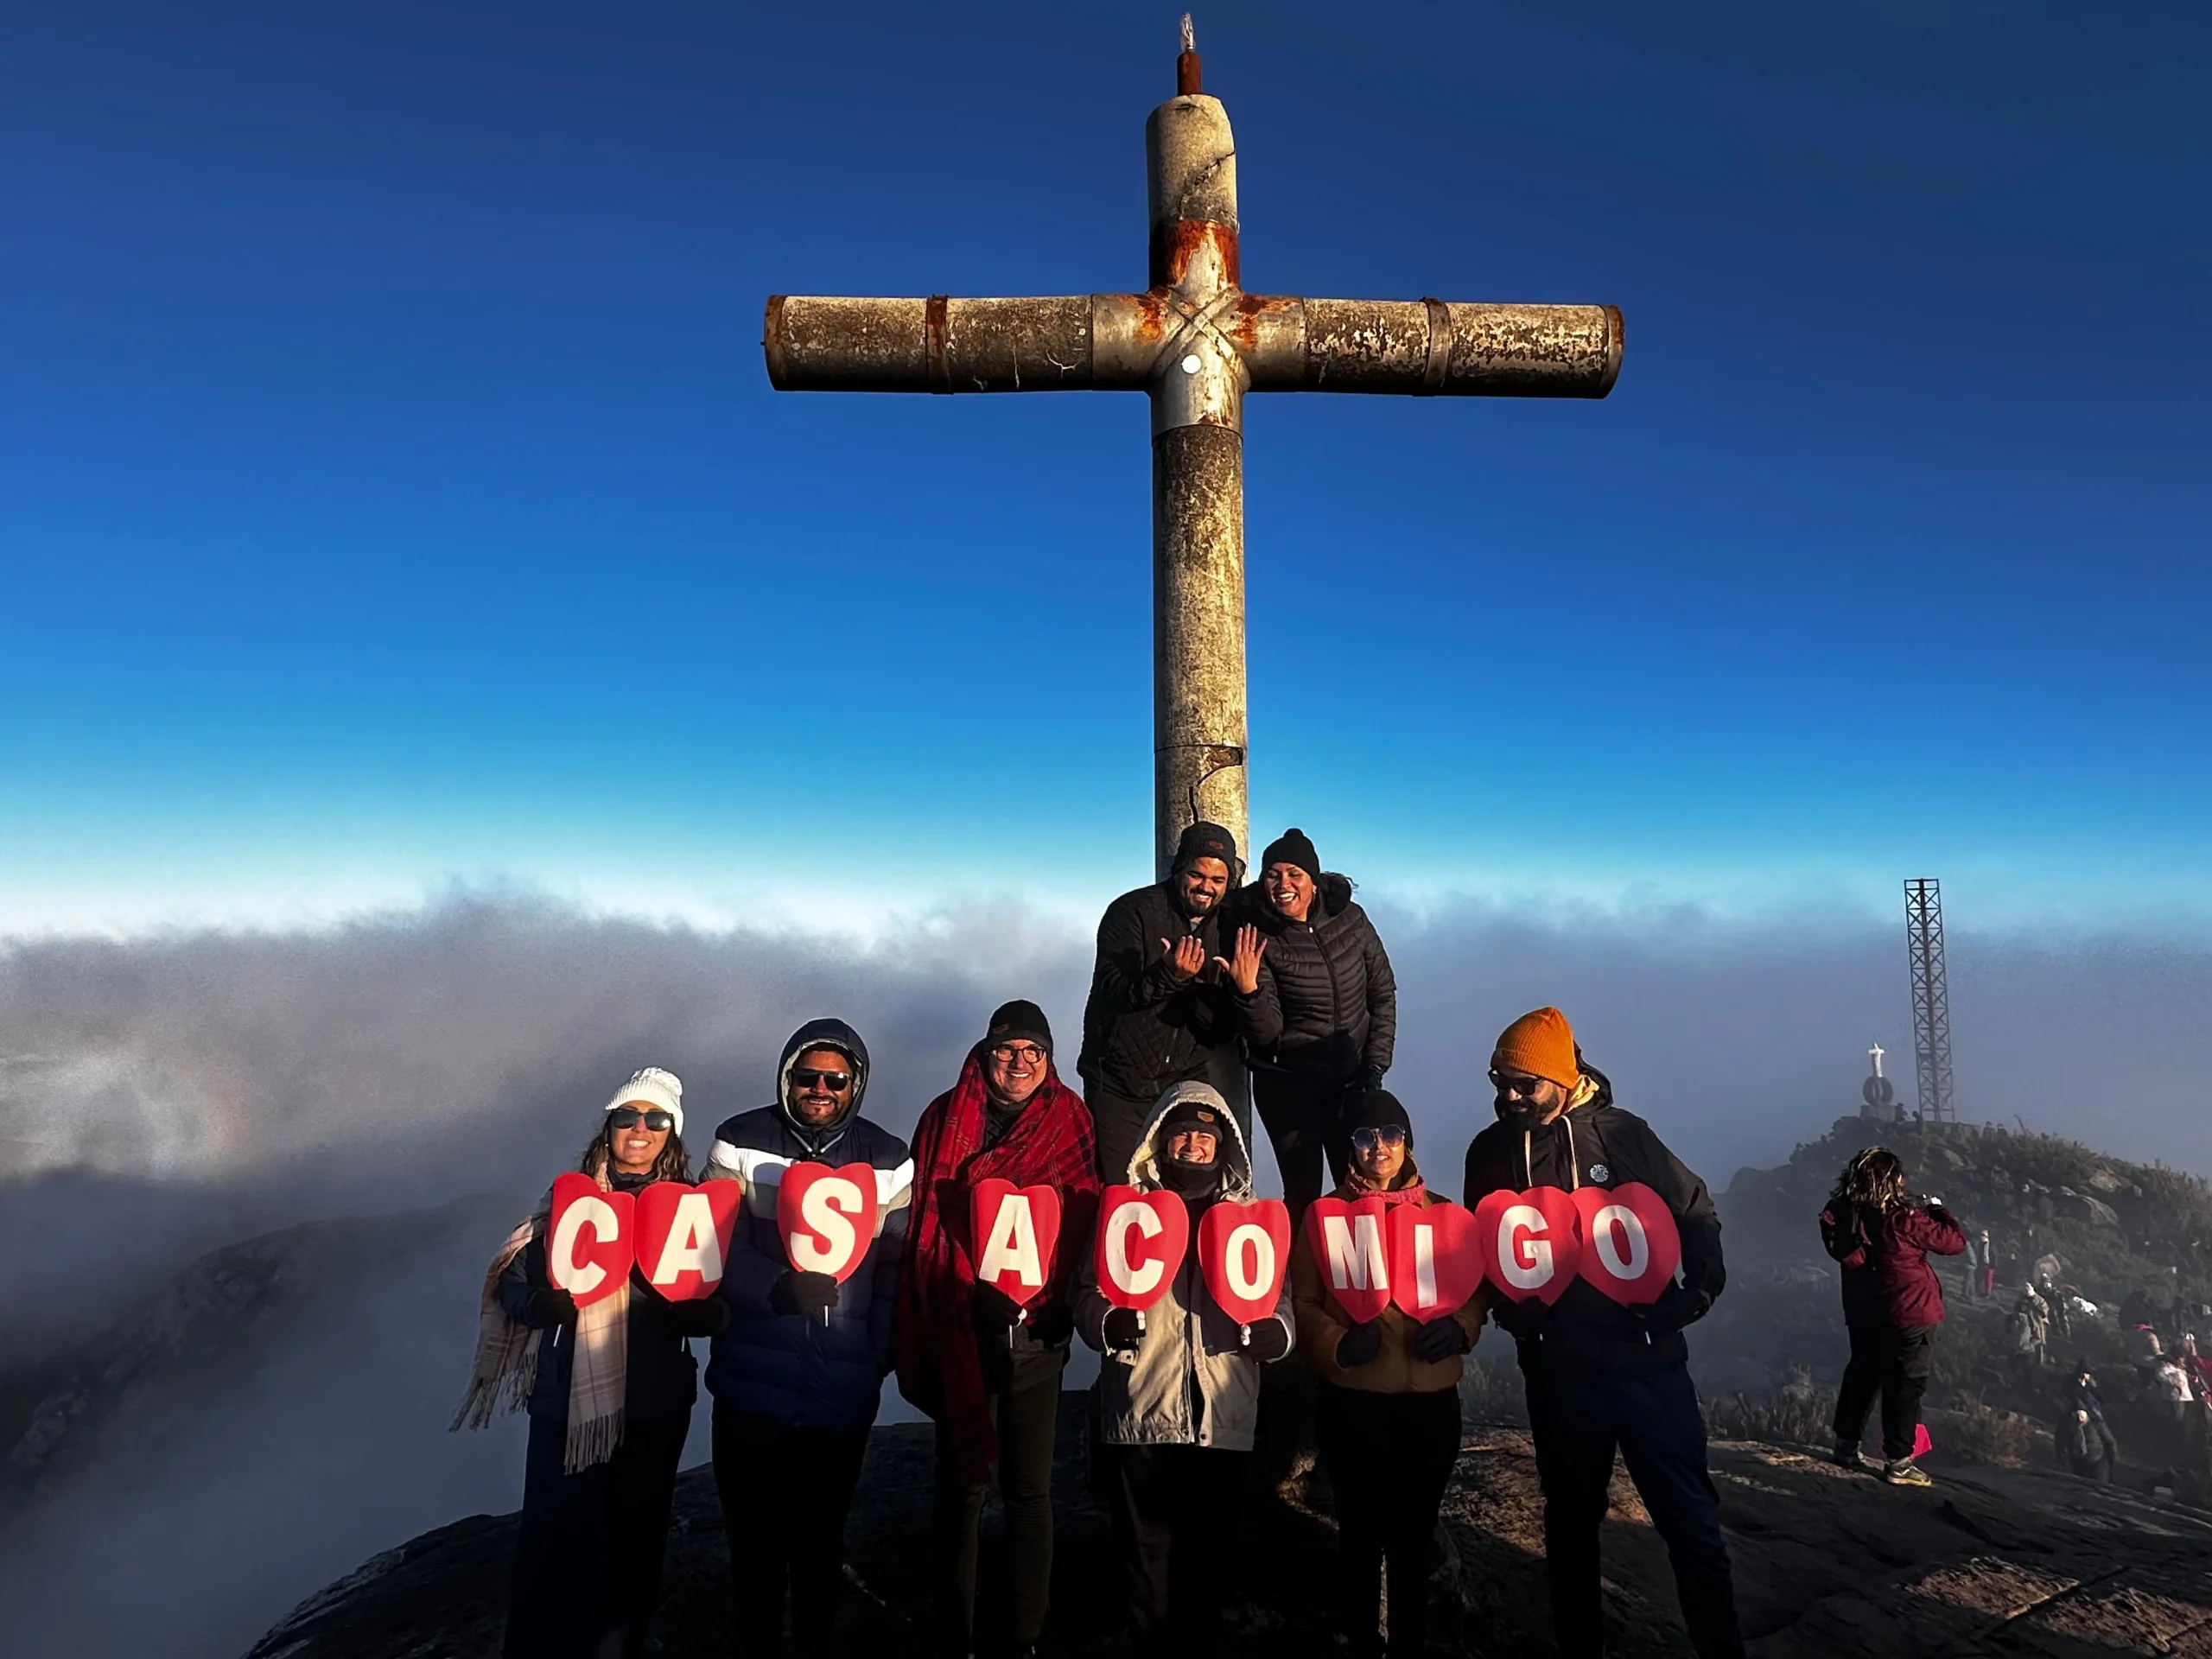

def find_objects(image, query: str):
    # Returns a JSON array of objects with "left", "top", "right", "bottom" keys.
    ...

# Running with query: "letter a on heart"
[
  {"left": 634, "top": 1181, "right": 745, "bottom": 1300},
  {"left": 1304, "top": 1195, "right": 1393, "bottom": 1325},
  {"left": 969, "top": 1179, "right": 1064, "bottom": 1306},
  {"left": 776, "top": 1162, "right": 881, "bottom": 1284},
  {"left": 549, "top": 1173, "right": 636, "bottom": 1308}
]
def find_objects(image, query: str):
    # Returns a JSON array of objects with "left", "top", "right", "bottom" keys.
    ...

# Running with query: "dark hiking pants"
[
  {"left": 1834, "top": 1320, "right": 1936, "bottom": 1462},
  {"left": 932, "top": 1373, "right": 1062, "bottom": 1655},
  {"left": 713, "top": 1405, "right": 872, "bottom": 1657},
  {"left": 1107, "top": 1441, "right": 1247, "bottom": 1657},
  {"left": 505, "top": 1411, "right": 688, "bottom": 1659},
  {"left": 1314, "top": 1382, "right": 1462, "bottom": 1657},
  {"left": 1253, "top": 1069, "right": 1355, "bottom": 1225},
  {"left": 1525, "top": 1361, "right": 1745, "bottom": 1659}
]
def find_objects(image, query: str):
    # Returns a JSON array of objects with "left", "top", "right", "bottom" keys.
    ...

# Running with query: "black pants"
[
  {"left": 1834, "top": 1320, "right": 1936, "bottom": 1462},
  {"left": 1107, "top": 1442, "right": 1247, "bottom": 1657},
  {"left": 1254, "top": 1070, "right": 1354, "bottom": 1224},
  {"left": 1524, "top": 1362, "right": 1745, "bottom": 1659},
  {"left": 713, "top": 1406, "right": 873, "bottom": 1657},
  {"left": 505, "top": 1411, "right": 689, "bottom": 1659},
  {"left": 1313, "top": 1384, "right": 1462, "bottom": 1657},
  {"left": 1085, "top": 1066, "right": 1252, "bottom": 1188},
  {"left": 932, "top": 1375, "right": 1062, "bottom": 1655}
]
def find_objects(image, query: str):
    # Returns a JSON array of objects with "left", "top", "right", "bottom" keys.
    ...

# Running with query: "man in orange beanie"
[{"left": 1463, "top": 1008, "right": 1742, "bottom": 1659}]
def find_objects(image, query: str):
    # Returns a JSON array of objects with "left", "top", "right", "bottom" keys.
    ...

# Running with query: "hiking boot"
[
  {"left": 1833, "top": 1440, "right": 1866, "bottom": 1469},
  {"left": 1882, "top": 1458, "right": 1934, "bottom": 1487}
]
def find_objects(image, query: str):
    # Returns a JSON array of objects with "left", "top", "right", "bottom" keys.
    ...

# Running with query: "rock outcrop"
[{"left": 247, "top": 1392, "right": 2212, "bottom": 1658}]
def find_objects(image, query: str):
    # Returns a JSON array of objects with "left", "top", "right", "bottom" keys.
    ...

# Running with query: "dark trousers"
[
  {"left": 932, "top": 1375, "right": 1062, "bottom": 1655},
  {"left": 713, "top": 1405, "right": 872, "bottom": 1657},
  {"left": 505, "top": 1411, "right": 689, "bottom": 1659},
  {"left": 1313, "top": 1383, "right": 1462, "bottom": 1657},
  {"left": 1834, "top": 1320, "right": 1936, "bottom": 1462},
  {"left": 1254, "top": 1070, "right": 1354, "bottom": 1224},
  {"left": 1107, "top": 1442, "right": 1247, "bottom": 1656},
  {"left": 1525, "top": 1363, "right": 1745, "bottom": 1659},
  {"left": 1085, "top": 1065, "right": 1252, "bottom": 1188}
]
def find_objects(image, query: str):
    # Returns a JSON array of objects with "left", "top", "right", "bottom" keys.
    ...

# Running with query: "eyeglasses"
[
  {"left": 1488, "top": 1070, "right": 1547, "bottom": 1097},
  {"left": 791, "top": 1069, "right": 852, "bottom": 1093},
  {"left": 990, "top": 1044, "right": 1046, "bottom": 1065},
  {"left": 1350, "top": 1124, "right": 1408, "bottom": 1153},
  {"left": 607, "top": 1108, "right": 675, "bottom": 1133}
]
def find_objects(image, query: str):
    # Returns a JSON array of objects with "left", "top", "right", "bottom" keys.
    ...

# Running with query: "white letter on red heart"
[
  {"left": 634, "top": 1181, "right": 745, "bottom": 1300},
  {"left": 1198, "top": 1198, "right": 1292, "bottom": 1324},
  {"left": 776, "top": 1161, "right": 882, "bottom": 1283},
  {"left": 549, "top": 1173, "right": 635, "bottom": 1307},
  {"left": 1386, "top": 1200, "right": 1486, "bottom": 1319},
  {"left": 1093, "top": 1185, "right": 1190, "bottom": 1311},
  {"left": 1304, "top": 1195, "right": 1393, "bottom": 1324},
  {"left": 969, "top": 1179, "right": 1065, "bottom": 1306},
  {"left": 1473, "top": 1187, "right": 1582, "bottom": 1304},
  {"left": 1572, "top": 1183, "right": 1681, "bottom": 1305}
]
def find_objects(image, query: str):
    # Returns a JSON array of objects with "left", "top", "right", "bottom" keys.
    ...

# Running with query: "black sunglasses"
[
  {"left": 1351, "top": 1124, "right": 1408, "bottom": 1152},
  {"left": 1488, "top": 1070, "right": 1547, "bottom": 1096},
  {"left": 607, "top": 1108, "right": 675, "bottom": 1133},
  {"left": 791, "top": 1069, "right": 852, "bottom": 1093}
]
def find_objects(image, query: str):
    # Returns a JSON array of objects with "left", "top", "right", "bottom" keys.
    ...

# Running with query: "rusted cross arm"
[{"left": 763, "top": 293, "right": 1622, "bottom": 399}]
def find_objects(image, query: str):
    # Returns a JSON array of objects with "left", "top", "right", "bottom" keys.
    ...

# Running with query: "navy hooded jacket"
[{"left": 702, "top": 1019, "right": 913, "bottom": 1430}]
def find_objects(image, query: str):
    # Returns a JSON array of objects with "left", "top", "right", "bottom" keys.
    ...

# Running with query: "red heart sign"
[
  {"left": 776, "top": 1161, "right": 882, "bottom": 1285},
  {"left": 969, "top": 1179, "right": 1065, "bottom": 1307},
  {"left": 1091, "top": 1185, "right": 1190, "bottom": 1312},
  {"left": 1387, "top": 1200, "right": 1486, "bottom": 1320},
  {"left": 633, "top": 1180, "right": 745, "bottom": 1300},
  {"left": 1474, "top": 1186, "right": 1582, "bottom": 1304},
  {"left": 1572, "top": 1182, "right": 1681, "bottom": 1306},
  {"left": 548, "top": 1173, "right": 636, "bottom": 1308},
  {"left": 1198, "top": 1198, "right": 1292, "bottom": 1325},
  {"left": 1304, "top": 1195, "right": 1394, "bottom": 1325}
]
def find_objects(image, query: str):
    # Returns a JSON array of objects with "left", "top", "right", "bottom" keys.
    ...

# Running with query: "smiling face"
[
  {"left": 1491, "top": 1062, "right": 1574, "bottom": 1129},
  {"left": 1262, "top": 861, "right": 1315, "bottom": 922},
  {"left": 1166, "top": 1128, "right": 1219, "bottom": 1166},
  {"left": 1175, "top": 856, "right": 1230, "bottom": 919},
  {"left": 607, "top": 1106, "right": 671, "bottom": 1173},
  {"left": 984, "top": 1040, "right": 1048, "bottom": 1108},
  {"left": 786, "top": 1047, "right": 857, "bottom": 1128}
]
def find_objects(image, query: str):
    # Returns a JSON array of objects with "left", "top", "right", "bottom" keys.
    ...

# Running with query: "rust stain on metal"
[
  {"left": 1223, "top": 292, "right": 1294, "bottom": 353},
  {"left": 1149, "top": 218, "right": 1240, "bottom": 291},
  {"left": 925, "top": 295, "right": 950, "bottom": 394},
  {"left": 1176, "top": 50, "right": 1202, "bottom": 96}
]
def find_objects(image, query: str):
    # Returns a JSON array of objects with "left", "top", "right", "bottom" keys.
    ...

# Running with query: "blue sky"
[{"left": 4, "top": 0, "right": 2207, "bottom": 938}]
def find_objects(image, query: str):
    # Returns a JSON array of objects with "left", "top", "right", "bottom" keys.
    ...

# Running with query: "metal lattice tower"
[{"left": 1904, "top": 879, "right": 1956, "bottom": 1122}]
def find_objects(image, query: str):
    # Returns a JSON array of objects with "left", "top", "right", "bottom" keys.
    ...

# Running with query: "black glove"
[
  {"left": 1640, "top": 1284, "right": 1713, "bottom": 1333},
  {"left": 669, "top": 1296, "right": 732, "bottom": 1338},
  {"left": 526, "top": 1287, "right": 579, "bottom": 1327},
  {"left": 1026, "top": 1299, "right": 1075, "bottom": 1347},
  {"left": 1412, "top": 1316, "right": 1473, "bottom": 1362},
  {"left": 971, "top": 1281, "right": 1025, "bottom": 1335},
  {"left": 1242, "top": 1319, "right": 1293, "bottom": 1363},
  {"left": 1353, "top": 1066, "right": 1387, "bottom": 1096},
  {"left": 1102, "top": 1308, "right": 1145, "bottom": 1352},
  {"left": 768, "top": 1270, "right": 842, "bottom": 1316},
  {"left": 1491, "top": 1297, "right": 1552, "bottom": 1342},
  {"left": 1335, "top": 1320, "right": 1384, "bottom": 1369}
]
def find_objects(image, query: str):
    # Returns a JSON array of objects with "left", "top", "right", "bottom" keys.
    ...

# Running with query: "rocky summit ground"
[{"left": 248, "top": 1392, "right": 2212, "bottom": 1659}]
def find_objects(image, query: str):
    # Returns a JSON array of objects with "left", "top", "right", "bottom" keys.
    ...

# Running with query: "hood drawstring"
[{"left": 1522, "top": 1117, "right": 1582, "bottom": 1192}]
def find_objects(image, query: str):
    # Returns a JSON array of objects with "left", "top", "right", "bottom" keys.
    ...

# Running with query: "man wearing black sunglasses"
[
  {"left": 1462, "top": 1007, "right": 1740, "bottom": 1659},
  {"left": 702, "top": 1018, "right": 914, "bottom": 1657}
]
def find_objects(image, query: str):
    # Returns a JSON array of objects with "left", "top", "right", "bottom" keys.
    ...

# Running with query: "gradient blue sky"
[{"left": 5, "top": 1, "right": 2207, "bottom": 938}]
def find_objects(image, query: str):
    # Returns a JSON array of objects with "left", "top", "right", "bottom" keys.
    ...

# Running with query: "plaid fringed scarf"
[
  {"left": 451, "top": 1168, "right": 631, "bottom": 1473},
  {"left": 894, "top": 1047, "right": 1098, "bottom": 1484}
]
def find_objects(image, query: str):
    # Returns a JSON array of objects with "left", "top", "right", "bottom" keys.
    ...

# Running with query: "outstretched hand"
[
  {"left": 1211, "top": 925, "right": 1268, "bottom": 995},
  {"left": 1159, "top": 934, "right": 1208, "bottom": 984}
]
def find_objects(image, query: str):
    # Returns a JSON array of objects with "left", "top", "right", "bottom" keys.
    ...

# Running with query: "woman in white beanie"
[{"left": 456, "top": 1067, "right": 726, "bottom": 1659}]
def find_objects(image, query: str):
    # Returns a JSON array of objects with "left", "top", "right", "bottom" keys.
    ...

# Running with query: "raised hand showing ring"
[
  {"left": 1211, "top": 924, "right": 1268, "bottom": 995},
  {"left": 1158, "top": 934, "right": 1208, "bottom": 984}
]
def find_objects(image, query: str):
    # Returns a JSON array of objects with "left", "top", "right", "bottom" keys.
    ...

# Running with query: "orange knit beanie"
[{"left": 1491, "top": 1007, "right": 1580, "bottom": 1089}]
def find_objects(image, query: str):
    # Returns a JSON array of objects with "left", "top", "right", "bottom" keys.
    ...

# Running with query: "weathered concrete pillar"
[{"left": 1147, "top": 77, "right": 1249, "bottom": 879}]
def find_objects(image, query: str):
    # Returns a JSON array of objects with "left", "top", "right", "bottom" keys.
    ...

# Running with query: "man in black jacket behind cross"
[
  {"left": 1464, "top": 1006, "right": 1745, "bottom": 1659},
  {"left": 1077, "top": 821, "right": 1251, "bottom": 1186}
]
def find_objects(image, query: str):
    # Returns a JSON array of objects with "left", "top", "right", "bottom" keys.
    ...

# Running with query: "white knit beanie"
[{"left": 606, "top": 1066, "right": 683, "bottom": 1136}]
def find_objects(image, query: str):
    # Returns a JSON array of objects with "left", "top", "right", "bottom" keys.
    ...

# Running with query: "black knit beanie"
[
  {"left": 984, "top": 999, "right": 1052, "bottom": 1055},
  {"left": 1351, "top": 1088, "right": 1413, "bottom": 1147},
  {"left": 1261, "top": 827, "right": 1320, "bottom": 881},
  {"left": 1173, "top": 820, "right": 1239, "bottom": 872}
]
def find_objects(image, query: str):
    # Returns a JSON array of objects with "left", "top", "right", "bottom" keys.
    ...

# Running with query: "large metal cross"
[{"left": 765, "top": 22, "right": 1621, "bottom": 876}]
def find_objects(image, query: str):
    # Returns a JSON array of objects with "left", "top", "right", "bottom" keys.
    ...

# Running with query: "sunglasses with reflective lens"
[
  {"left": 791, "top": 1069, "right": 852, "bottom": 1093},
  {"left": 608, "top": 1107, "right": 675, "bottom": 1133},
  {"left": 1350, "top": 1124, "right": 1408, "bottom": 1152},
  {"left": 1488, "top": 1070, "right": 1548, "bottom": 1097}
]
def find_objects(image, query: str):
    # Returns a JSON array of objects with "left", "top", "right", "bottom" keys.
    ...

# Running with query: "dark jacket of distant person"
[
  {"left": 1228, "top": 872, "right": 1396, "bottom": 1084},
  {"left": 1819, "top": 1194, "right": 1967, "bottom": 1328}
]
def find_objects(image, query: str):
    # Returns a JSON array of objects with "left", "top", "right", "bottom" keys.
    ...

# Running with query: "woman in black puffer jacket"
[{"left": 1219, "top": 827, "right": 1397, "bottom": 1224}]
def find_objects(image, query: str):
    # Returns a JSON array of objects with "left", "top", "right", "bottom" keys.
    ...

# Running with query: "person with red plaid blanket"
[{"left": 894, "top": 1000, "right": 1099, "bottom": 1659}]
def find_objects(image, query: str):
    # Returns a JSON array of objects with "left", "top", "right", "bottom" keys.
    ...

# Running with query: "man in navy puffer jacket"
[{"left": 704, "top": 1018, "right": 912, "bottom": 1656}]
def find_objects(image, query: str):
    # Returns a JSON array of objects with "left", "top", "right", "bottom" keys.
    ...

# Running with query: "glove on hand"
[
  {"left": 1335, "top": 1320, "right": 1384, "bottom": 1370},
  {"left": 1353, "top": 1066, "right": 1388, "bottom": 1096},
  {"left": 971, "top": 1281, "right": 1025, "bottom": 1334},
  {"left": 1640, "top": 1284, "right": 1713, "bottom": 1333},
  {"left": 526, "top": 1287, "right": 580, "bottom": 1327},
  {"left": 669, "top": 1296, "right": 733, "bottom": 1338},
  {"left": 1412, "top": 1316, "right": 1473, "bottom": 1362},
  {"left": 1102, "top": 1308, "right": 1145, "bottom": 1352},
  {"left": 769, "top": 1270, "right": 842, "bottom": 1317},
  {"left": 1025, "top": 1299, "right": 1076, "bottom": 1347},
  {"left": 1491, "top": 1297, "right": 1552, "bottom": 1342},
  {"left": 1241, "top": 1319, "right": 1293, "bottom": 1363}
]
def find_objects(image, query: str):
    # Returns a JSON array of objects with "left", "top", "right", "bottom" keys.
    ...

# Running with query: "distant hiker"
[
  {"left": 1224, "top": 826, "right": 1398, "bottom": 1224},
  {"left": 702, "top": 1020, "right": 912, "bottom": 1658},
  {"left": 1078, "top": 820, "right": 1250, "bottom": 1186},
  {"left": 1291, "top": 1088, "right": 1478, "bottom": 1659},
  {"left": 1462, "top": 1007, "right": 1744, "bottom": 1659},
  {"left": 1976, "top": 1230, "right": 1997, "bottom": 1297},
  {"left": 2058, "top": 1362, "right": 2118, "bottom": 1481},
  {"left": 1818, "top": 1148, "right": 1966, "bottom": 1488},
  {"left": 1076, "top": 1084, "right": 1296, "bottom": 1656},
  {"left": 893, "top": 1001, "right": 1100, "bottom": 1659},
  {"left": 2155, "top": 1355, "right": 2198, "bottom": 1424},
  {"left": 454, "top": 1068, "right": 722, "bottom": 1659},
  {"left": 2009, "top": 1287, "right": 2050, "bottom": 1386}
]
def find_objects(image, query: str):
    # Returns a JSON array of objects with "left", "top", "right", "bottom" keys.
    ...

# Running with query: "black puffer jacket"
[
  {"left": 1078, "top": 880, "right": 1241, "bottom": 1100},
  {"left": 1228, "top": 874, "right": 1395, "bottom": 1083}
]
